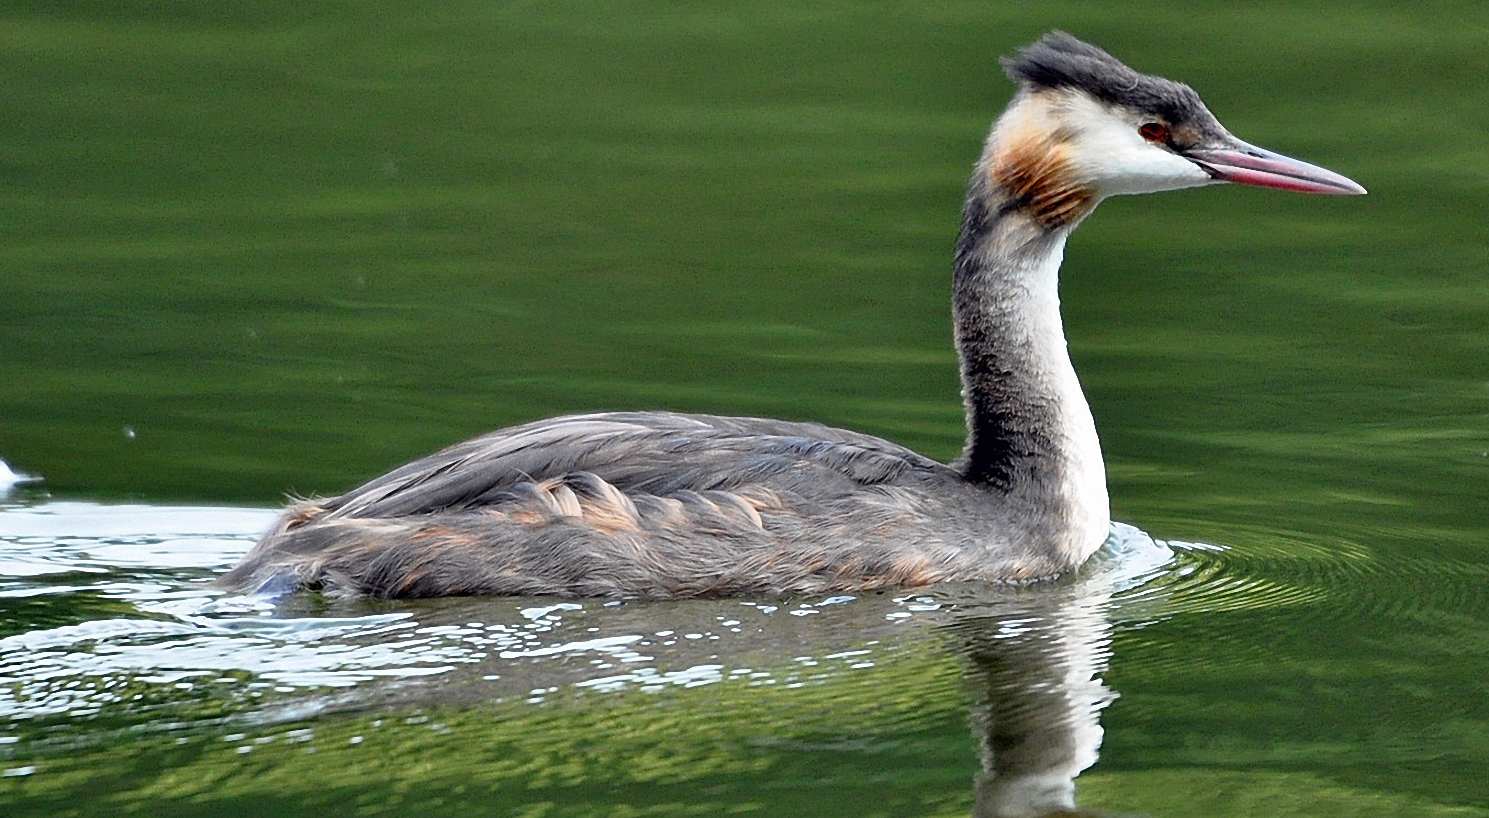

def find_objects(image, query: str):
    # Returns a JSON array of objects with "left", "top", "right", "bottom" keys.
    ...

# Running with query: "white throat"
[{"left": 1022, "top": 240, "right": 1110, "bottom": 561}]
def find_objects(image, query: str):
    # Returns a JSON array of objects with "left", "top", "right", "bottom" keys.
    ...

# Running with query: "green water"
[{"left": 3, "top": 1, "right": 1488, "bottom": 816}]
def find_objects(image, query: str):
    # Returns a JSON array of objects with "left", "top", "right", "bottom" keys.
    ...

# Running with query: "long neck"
[{"left": 951, "top": 161, "right": 1109, "bottom": 560}]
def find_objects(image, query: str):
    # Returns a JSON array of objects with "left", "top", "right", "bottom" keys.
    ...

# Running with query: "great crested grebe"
[{"left": 221, "top": 32, "right": 1364, "bottom": 599}]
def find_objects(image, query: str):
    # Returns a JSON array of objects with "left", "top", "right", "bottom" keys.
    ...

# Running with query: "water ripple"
[
  {"left": 7, "top": 500, "right": 1092, "bottom": 732},
  {"left": 8, "top": 497, "right": 1468, "bottom": 760}
]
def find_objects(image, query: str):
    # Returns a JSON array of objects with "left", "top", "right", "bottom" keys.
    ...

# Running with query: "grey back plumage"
[
  {"left": 321, "top": 412, "right": 952, "bottom": 520},
  {"left": 218, "top": 412, "right": 1061, "bottom": 599}
]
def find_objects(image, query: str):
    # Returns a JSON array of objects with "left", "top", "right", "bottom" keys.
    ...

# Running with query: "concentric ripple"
[{"left": 1132, "top": 521, "right": 1487, "bottom": 630}]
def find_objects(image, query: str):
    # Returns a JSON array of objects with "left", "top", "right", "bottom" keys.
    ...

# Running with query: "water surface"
[{"left": 2, "top": 2, "right": 1487, "bottom": 815}]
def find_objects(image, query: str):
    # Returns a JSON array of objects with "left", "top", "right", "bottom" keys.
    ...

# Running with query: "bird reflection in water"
[{"left": 943, "top": 529, "right": 1168, "bottom": 817}]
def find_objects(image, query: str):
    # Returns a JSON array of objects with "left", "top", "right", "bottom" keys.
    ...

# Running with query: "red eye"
[{"left": 1139, "top": 122, "right": 1169, "bottom": 142}]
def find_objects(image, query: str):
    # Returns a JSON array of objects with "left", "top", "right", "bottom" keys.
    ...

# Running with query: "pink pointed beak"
[{"left": 1186, "top": 141, "right": 1366, "bottom": 195}]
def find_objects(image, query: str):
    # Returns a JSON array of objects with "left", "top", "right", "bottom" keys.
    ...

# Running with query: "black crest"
[{"left": 1002, "top": 32, "right": 1210, "bottom": 127}]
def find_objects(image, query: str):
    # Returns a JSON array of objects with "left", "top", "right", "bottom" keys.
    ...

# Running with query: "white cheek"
[
  {"left": 1086, "top": 145, "right": 1215, "bottom": 196},
  {"left": 1060, "top": 99, "right": 1215, "bottom": 196}
]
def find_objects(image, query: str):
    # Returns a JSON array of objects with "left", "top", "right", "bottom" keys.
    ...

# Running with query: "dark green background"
[
  {"left": 6, "top": 1, "right": 1483, "bottom": 538},
  {"left": 2, "top": 1, "right": 1486, "bottom": 815}
]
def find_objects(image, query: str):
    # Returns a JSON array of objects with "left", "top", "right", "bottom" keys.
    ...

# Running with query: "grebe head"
[{"left": 986, "top": 32, "right": 1364, "bottom": 220}]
